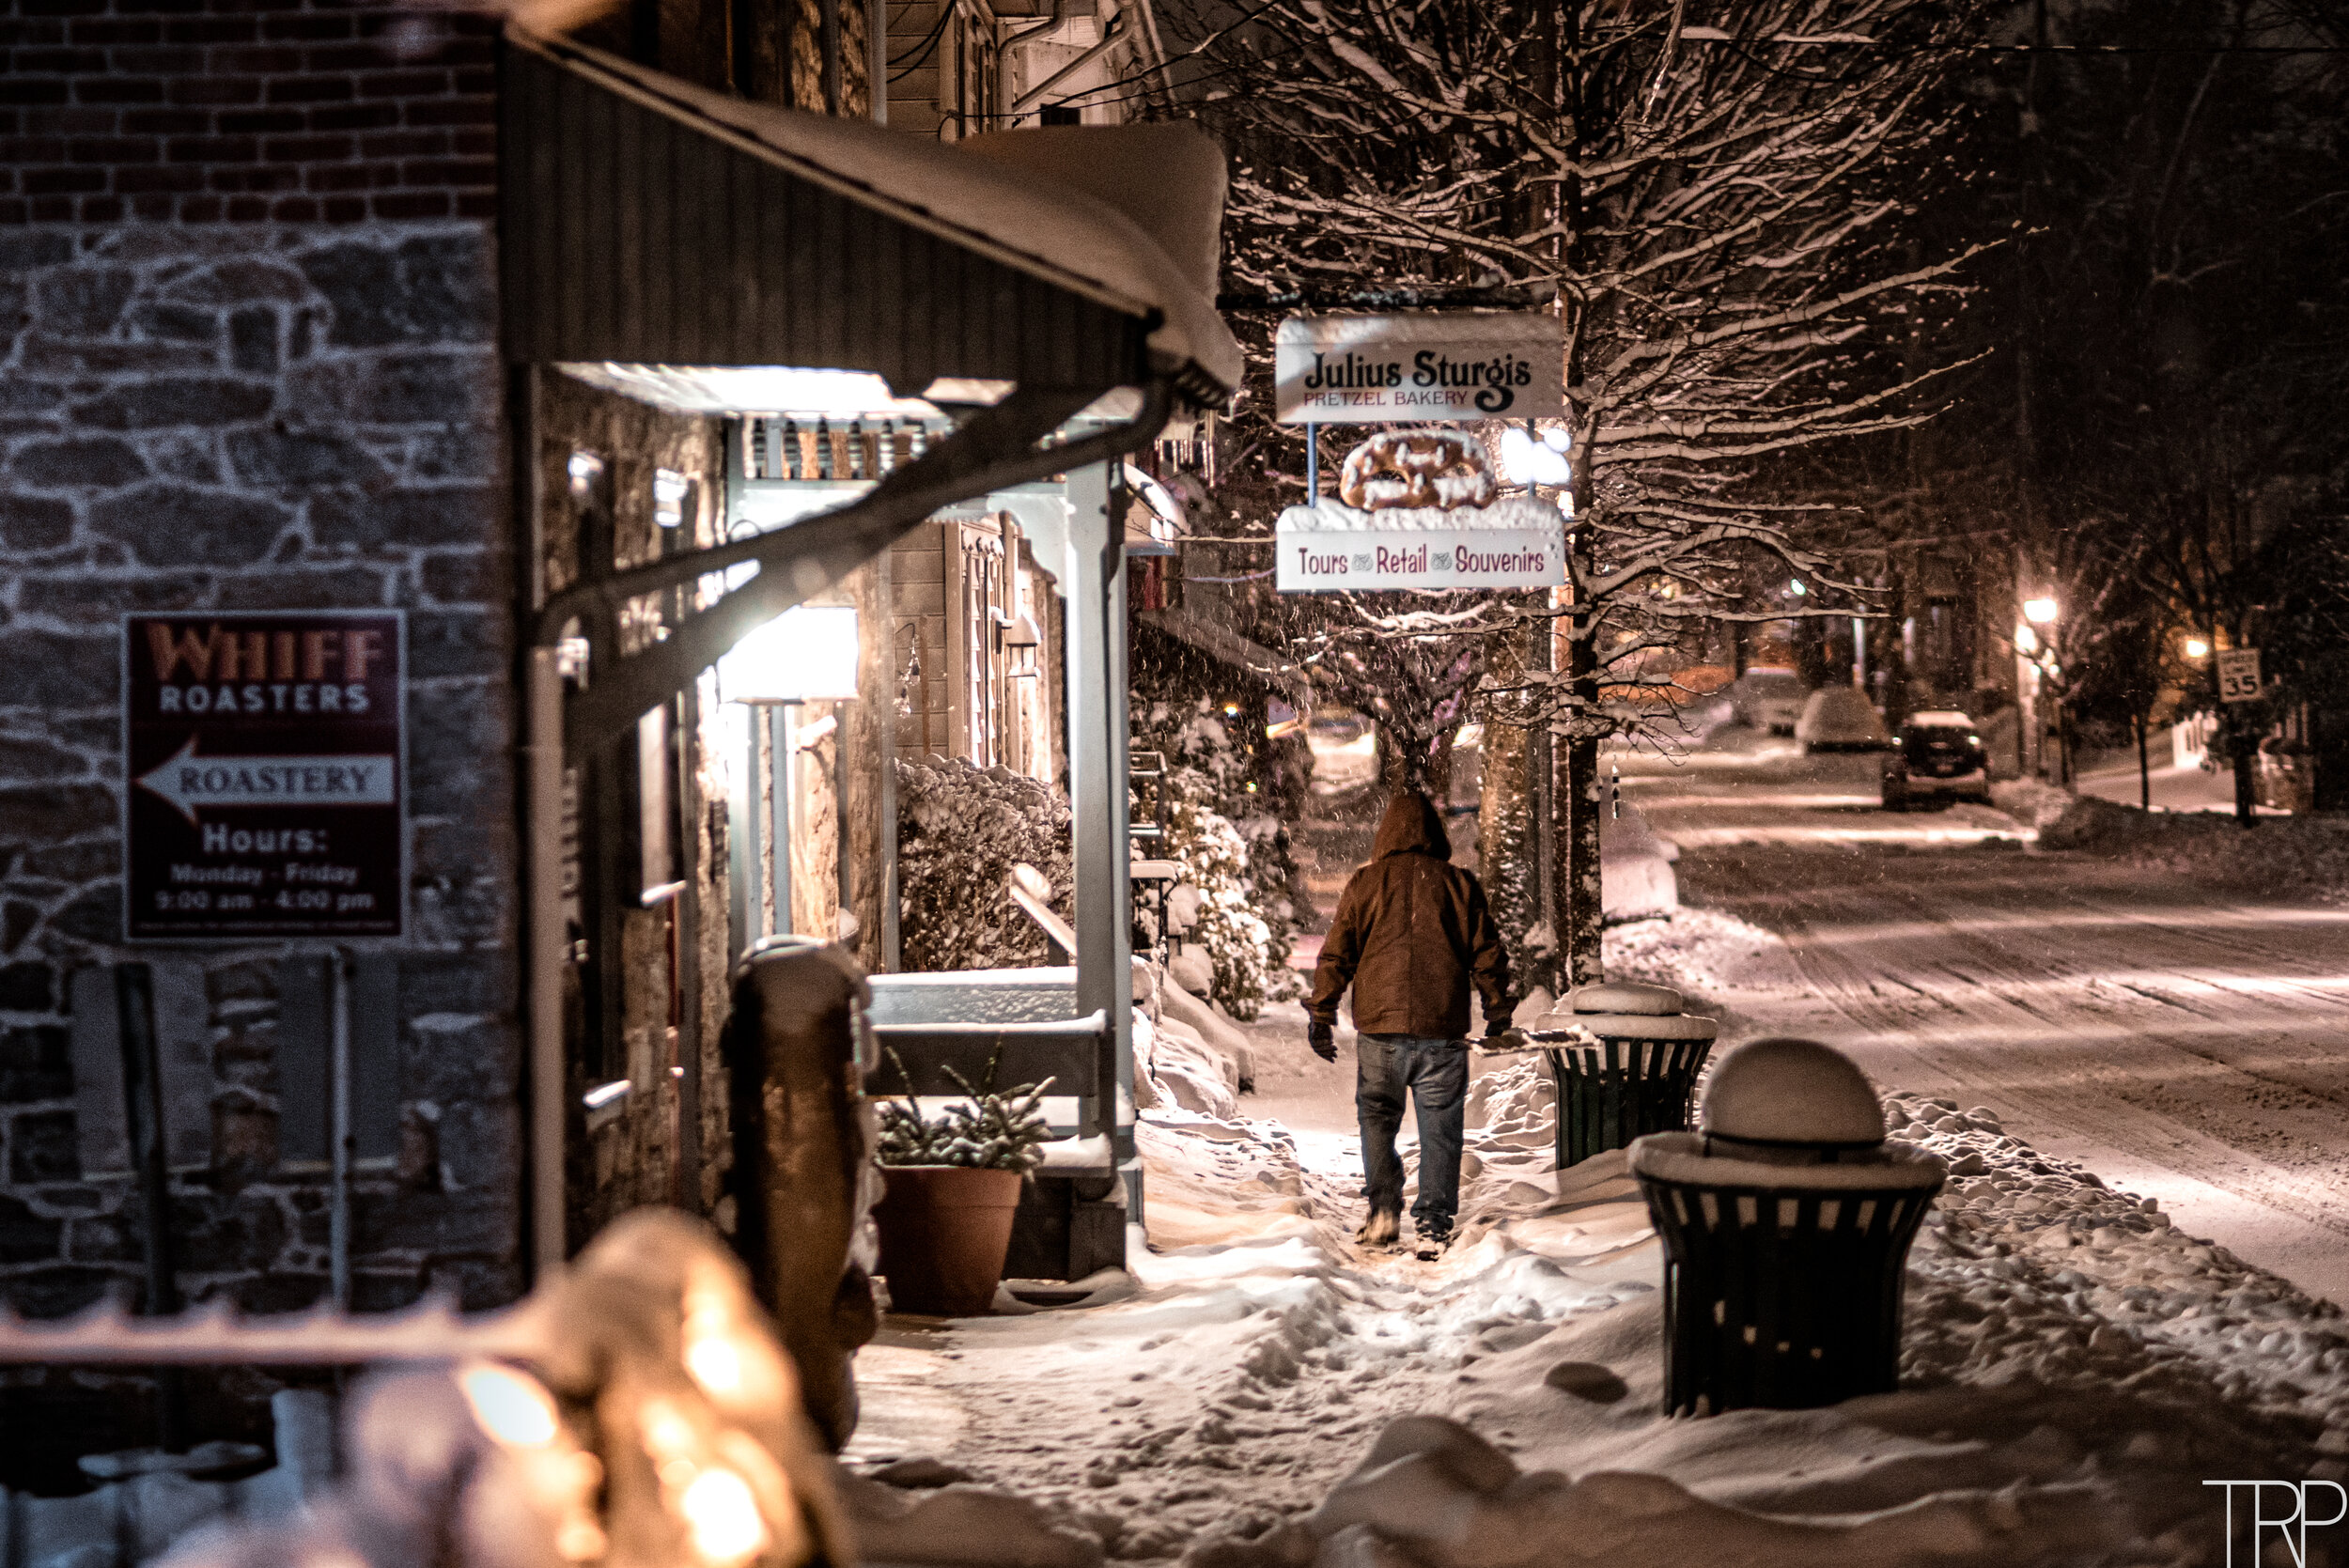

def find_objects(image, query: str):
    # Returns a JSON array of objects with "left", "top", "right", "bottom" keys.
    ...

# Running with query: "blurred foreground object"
[
  {"left": 724, "top": 938, "right": 884, "bottom": 1451},
  {"left": 0, "top": 1210, "right": 851, "bottom": 1568}
]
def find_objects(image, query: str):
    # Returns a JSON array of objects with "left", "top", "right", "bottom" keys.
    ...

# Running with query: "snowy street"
[{"left": 1622, "top": 740, "right": 2349, "bottom": 1305}]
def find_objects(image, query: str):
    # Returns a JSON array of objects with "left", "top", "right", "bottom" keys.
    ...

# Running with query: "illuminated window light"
[
  {"left": 654, "top": 469, "right": 691, "bottom": 529},
  {"left": 719, "top": 605, "right": 860, "bottom": 704}
]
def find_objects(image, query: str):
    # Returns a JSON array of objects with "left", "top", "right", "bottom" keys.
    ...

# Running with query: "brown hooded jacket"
[{"left": 1308, "top": 790, "right": 1513, "bottom": 1040}]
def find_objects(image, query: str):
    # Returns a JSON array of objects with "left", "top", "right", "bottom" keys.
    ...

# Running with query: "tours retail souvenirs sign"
[
  {"left": 1276, "top": 433, "right": 1566, "bottom": 591},
  {"left": 123, "top": 611, "right": 405, "bottom": 939},
  {"left": 1274, "top": 313, "right": 1563, "bottom": 424}
]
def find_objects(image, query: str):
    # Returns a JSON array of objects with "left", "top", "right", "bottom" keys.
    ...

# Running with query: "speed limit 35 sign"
[{"left": 2217, "top": 647, "right": 2263, "bottom": 704}]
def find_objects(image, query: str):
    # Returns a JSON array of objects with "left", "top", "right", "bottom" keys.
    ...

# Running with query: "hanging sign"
[
  {"left": 124, "top": 611, "right": 405, "bottom": 939},
  {"left": 1275, "top": 313, "right": 1563, "bottom": 425},
  {"left": 1277, "top": 433, "right": 1565, "bottom": 591},
  {"left": 2217, "top": 647, "right": 2263, "bottom": 703}
]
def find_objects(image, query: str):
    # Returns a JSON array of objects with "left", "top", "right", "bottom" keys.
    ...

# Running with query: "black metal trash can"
[
  {"left": 1631, "top": 1132, "right": 1944, "bottom": 1414},
  {"left": 1531, "top": 981, "right": 1719, "bottom": 1169}
]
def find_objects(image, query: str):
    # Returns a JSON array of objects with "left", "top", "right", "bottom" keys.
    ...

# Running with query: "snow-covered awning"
[{"left": 500, "top": 26, "right": 1239, "bottom": 407}]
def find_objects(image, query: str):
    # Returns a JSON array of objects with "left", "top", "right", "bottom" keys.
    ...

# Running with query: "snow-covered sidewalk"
[{"left": 843, "top": 1072, "right": 2343, "bottom": 1560}]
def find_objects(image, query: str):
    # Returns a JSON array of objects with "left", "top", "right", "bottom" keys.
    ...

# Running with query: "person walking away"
[{"left": 1308, "top": 787, "right": 1514, "bottom": 1251}]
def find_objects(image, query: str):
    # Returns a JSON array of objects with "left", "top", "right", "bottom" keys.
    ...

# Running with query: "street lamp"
[
  {"left": 2016, "top": 597, "right": 2064, "bottom": 784},
  {"left": 2185, "top": 638, "right": 2210, "bottom": 660}
]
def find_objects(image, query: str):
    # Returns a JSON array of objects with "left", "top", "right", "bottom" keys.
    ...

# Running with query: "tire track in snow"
[{"left": 1681, "top": 843, "right": 2349, "bottom": 1300}]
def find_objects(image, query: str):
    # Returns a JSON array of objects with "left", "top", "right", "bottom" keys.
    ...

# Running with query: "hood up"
[{"left": 1371, "top": 789, "right": 1452, "bottom": 862}]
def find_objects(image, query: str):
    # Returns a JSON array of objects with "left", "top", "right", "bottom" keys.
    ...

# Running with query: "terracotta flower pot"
[{"left": 873, "top": 1165, "right": 1025, "bottom": 1316}]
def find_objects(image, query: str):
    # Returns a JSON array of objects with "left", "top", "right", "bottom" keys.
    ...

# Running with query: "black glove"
[{"left": 1308, "top": 1020, "right": 1336, "bottom": 1062}]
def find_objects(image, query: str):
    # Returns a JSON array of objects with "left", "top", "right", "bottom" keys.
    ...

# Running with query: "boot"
[{"left": 1355, "top": 1208, "right": 1401, "bottom": 1247}]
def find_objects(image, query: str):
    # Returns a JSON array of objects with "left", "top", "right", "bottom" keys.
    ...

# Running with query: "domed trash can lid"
[
  {"left": 1702, "top": 1036, "right": 1887, "bottom": 1153},
  {"left": 1542, "top": 980, "right": 1717, "bottom": 1043},
  {"left": 1572, "top": 981, "right": 1684, "bottom": 1016}
]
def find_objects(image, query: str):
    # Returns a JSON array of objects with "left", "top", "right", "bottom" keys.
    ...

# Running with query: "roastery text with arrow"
[{"left": 136, "top": 737, "right": 397, "bottom": 825}]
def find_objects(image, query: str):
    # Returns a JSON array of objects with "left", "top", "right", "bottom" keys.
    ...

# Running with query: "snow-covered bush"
[
  {"left": 1162, "top": 792, "right": 1277, "bottom": 1019},
  {"left": 896, "top": 756, "right": 1073, "bottom": 970},
  {"left": 1130, "top": 696, "right": 1305, "bottom": 1019}
]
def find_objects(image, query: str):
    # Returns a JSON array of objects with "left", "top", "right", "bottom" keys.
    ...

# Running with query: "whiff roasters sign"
[
  {"left": 1273, "top": 313, "right": 1569, "bottom": 593},
  {"left": 123, "top": 612, "right": 405, "bottom": 940}
]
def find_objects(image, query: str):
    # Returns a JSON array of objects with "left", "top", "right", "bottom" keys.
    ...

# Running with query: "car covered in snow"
[
  {"left": 1881, "top": 710, "right": 1993, "bottom": 808},
  {"left": 1795, "top": 685, "right": 1890, "bottom": 753},
  {"left": 1726, "top": 667, "right": 1808, "bottom": 735}
]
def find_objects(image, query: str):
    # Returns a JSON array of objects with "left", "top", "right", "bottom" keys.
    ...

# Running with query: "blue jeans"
[{"left": 1356, "top": 1033, "right": 1468, "bottom": 1230}]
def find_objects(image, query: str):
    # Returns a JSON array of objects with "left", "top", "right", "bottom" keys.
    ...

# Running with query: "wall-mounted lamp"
[{"left": 718, "top": 605, "right": 860, "bottom": 706}]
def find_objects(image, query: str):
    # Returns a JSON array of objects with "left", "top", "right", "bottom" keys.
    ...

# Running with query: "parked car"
[
  {"left": 1728, "top": 667, "right": 1808, "bottom": 735},
  {"left": 1797, "top": 685, "right": 1891, "bottom": 753},
  {"left": 1881, "top": 710, "right": 1992, "bottom": 808}
]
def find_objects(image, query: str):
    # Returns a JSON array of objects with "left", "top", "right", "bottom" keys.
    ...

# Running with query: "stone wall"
[{"left": 0, "top": 219, "right": 519, "bottom": 1330}]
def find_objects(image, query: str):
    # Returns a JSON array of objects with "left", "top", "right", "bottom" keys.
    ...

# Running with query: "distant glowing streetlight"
[
  {"left": 1788, "top": 579, "right": 1807, "bottom": 597},
  {"left": 2185, "top": 638, "right": 2210, "bottom": 659},
  {"left": 2022, "top": 597, "right": 2059, "bottom": 625},
  {"left": 1498, "top": 424, "right": 1573, "bottom": 487}
]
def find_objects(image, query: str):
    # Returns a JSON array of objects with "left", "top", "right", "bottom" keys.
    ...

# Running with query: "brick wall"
[{"left": 0, "top": 0, "right": 496, "bottom": 226}]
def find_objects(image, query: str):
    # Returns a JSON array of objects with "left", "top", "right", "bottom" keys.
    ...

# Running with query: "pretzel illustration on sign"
[{"left": 1337, "top": 432, "right": 1499, "bottom": 512}]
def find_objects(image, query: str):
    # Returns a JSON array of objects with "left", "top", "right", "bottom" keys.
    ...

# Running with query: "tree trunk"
[
  {"left": 2136, "top": 709, "right": 2151, "bottom": 811},
  {"left": 1551, "top": 0, "right": 1601, "bottom": 992},
  {"left": 1479, "top": 617, "right": 1547, "bottom": 990},
  {"left": 1559, "top": 552, "right": 1602, "bottom": 990}
]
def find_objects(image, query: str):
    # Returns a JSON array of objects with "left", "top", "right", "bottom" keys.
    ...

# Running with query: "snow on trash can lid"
[
  {"left": 1699, "top": 1037, "right": 1885, "bottom": 1150},
  {"left": 1571, "top": 981, "right": 1684, "bottom": 1017}
]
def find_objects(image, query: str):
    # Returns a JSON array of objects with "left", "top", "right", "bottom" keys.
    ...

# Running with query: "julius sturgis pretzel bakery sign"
[
  {"left": 1274, "top": 313, "right": 1568, "bottom": 591},
  {"left": 1274, "top": 313, "right": 1564, "bottom": 424}
]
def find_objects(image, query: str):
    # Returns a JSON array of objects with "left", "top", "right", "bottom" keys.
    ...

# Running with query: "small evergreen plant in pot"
[{"left": 872, "top": 1048, "right": 1053, "bottom": 1315}]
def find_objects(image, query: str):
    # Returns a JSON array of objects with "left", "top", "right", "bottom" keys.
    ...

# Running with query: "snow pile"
[
  {"left": 1599, "top": 906, "right": 1777, "bottom": 1005},
  {"left": 1990, "top": 776, "right": 2076, "bottom": 831},
  {"left": 1134, "top": 1010, "right": 1242, "bottom": 1121},
  {"left": 1599, "top": 801, "right": 1677, "bottom": 923},
  {"left": 1886, "top": 1089, "right": 2349, "bottom": 1446},
  {"left": 896, "top": 756, "right": 1075, "bottom": 970},
  {"left": 2038, "top": 795, "right": 2349, "bottom": 903}
]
